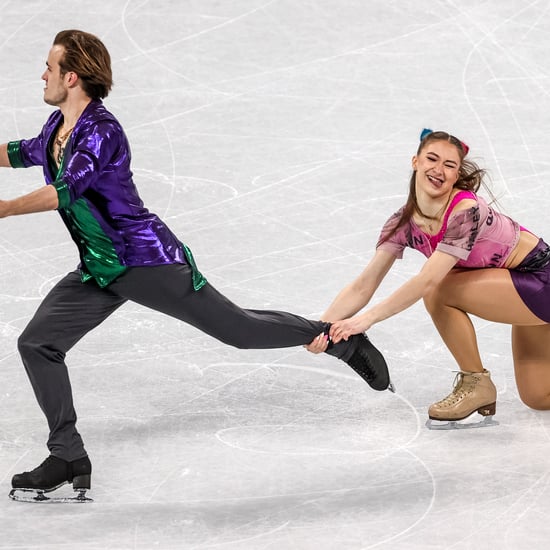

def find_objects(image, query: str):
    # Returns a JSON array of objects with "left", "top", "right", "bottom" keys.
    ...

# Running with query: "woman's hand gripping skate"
[
  {"left": 329, "top": 313, "right": 374, "bottom": 343},
  {"left": 305, "top": 332, "right": 329, "bottom": 354}
]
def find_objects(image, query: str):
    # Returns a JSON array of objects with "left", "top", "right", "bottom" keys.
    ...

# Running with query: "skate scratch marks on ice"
[
  {"left": 2, "top": 450, "right": 32, "bottom": 487},
  {"left": 160, "top": 363, "right": 269, "bottom": 417},
  {"left": 360, "top": 449, "right": 437, "bottom": 550}
]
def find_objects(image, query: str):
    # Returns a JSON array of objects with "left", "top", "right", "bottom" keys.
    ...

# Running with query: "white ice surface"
[{"left": 1, "top": 1, "right": 550, "bottom": 549}]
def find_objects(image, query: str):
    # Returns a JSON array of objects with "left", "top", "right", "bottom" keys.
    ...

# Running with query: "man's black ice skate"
[
  {"left": 9, "top": 455, "right": 92, "bottom": 503},
  {"left": 344, "top": 333, "right": 395, "bottom": 392},
  {"left": 324, "top": 329, "right": 394, "bottom": 391}
]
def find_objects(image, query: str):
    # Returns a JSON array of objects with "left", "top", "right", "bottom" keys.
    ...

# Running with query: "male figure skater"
[{"left": 0, "top": 30, "right": 391, "bottom": 502}]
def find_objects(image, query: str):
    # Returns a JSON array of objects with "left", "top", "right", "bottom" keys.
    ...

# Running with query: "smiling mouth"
[{"left": 427, "top": 174, "right": 443, "bottom": 186}]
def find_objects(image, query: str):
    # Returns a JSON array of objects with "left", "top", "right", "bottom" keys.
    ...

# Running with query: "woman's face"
[{"left": 412, "top": 140, "right": 461, "bottom": 198}]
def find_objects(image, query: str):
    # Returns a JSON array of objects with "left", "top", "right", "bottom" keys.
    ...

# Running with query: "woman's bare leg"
[
  {"left": 512, "top": 325, "right": 550, "bottom": 409},
  {"left": 424, "top": 292, "right": 485, "bottom": 373},
  {"left": 424, "top": 268, "right": 549, "bottom": 412}
]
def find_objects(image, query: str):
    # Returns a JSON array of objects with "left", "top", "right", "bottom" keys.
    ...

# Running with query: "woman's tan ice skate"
[{"left": 426, "top": 369, "right": 498, "bottom": 430}]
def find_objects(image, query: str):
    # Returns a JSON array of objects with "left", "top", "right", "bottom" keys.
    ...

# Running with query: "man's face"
[{"left": 41, "top": 45, "right": 69, "bottom": 107}]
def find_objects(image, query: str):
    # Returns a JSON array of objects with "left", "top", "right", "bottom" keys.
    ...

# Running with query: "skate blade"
[
  {"left": 9, "top": 488, "right": 93, "bottom": 503},
  {"left": 425, "top": 415, "right": 499, "bottom": 430},
  {"left": 387, "top": 380, "right": 396, "bottom": 393}
]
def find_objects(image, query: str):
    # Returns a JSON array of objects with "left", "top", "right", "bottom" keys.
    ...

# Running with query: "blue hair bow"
[
  {"left": 419, "top": 128, "right": 469, "bottom": 155},
  {"left": 420, "top": 128, "right": 433, "bottom": 141}
]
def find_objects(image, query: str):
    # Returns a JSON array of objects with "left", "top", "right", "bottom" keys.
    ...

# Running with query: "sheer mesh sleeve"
[
  {"left": 376, "top": 209, "right": 408, "bottom": 259},
  {"left": 436, "top": 205, "right": 481, "bottom": 260}
]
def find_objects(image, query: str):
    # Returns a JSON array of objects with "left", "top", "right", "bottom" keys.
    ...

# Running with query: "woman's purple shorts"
[{"left": 510, "top": 238, "right": 550, "bottom": 322}]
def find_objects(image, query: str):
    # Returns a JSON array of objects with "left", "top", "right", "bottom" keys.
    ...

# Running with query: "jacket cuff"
[
  {"left": 52, "top": 179, "right": 71, "bottom": 209},
  {"left": 7, "top": 141, "right": 25, "bottom": 168}
]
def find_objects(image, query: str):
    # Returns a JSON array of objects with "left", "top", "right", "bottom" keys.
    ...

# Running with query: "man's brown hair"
[{"left": 53, "top": 30, "right": 112, "bottom": 100}]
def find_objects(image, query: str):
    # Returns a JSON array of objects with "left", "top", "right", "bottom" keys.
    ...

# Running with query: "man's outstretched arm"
[
  {"left": 0, "top": 143, "right": 11, "bottom": 167},
  {"left": 0, "top": 184, "right": 59, "bottom": 217}
]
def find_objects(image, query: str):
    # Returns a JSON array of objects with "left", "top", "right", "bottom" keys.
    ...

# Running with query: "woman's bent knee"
[
  {"left": 423, "top": 286, "right": 443, "bottom": 315},
  {"left": 519, "top": 390, "right": 550, "bottom": 411}
]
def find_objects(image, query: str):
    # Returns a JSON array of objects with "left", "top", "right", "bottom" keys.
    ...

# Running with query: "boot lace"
[{"left": 434, "top": 371, "right": 479, "bottom": 408}]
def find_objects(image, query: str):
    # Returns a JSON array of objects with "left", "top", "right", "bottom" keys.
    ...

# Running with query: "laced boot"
[
  {"left": 11, "top": 455, "right": 91, "bottom": 493},
  {"left": 326, "top": 331, "right": 394, "bottom": 391},
  {"left": 428, "top": 369, "right": 496, "bottom": 422}
]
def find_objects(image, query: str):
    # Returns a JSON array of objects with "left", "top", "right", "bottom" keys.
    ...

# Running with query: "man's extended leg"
[{"left": 109, "top": 264, "right": 391, "bottom": 390}]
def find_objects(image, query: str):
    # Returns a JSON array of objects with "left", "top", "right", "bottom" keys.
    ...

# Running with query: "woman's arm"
[
  {"left": 330, "top": 250, "right": 459, "bottom": 342},
  {"left": 306, "top": 249, "right": 396, "bottom": 353},
  {"left": 322, "top": 249, "right": 396, "bottom": 322}
]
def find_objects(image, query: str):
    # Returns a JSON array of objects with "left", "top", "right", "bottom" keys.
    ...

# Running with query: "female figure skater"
[{"left": 308, "top": 128, "right": 550, "bottom": 427}]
